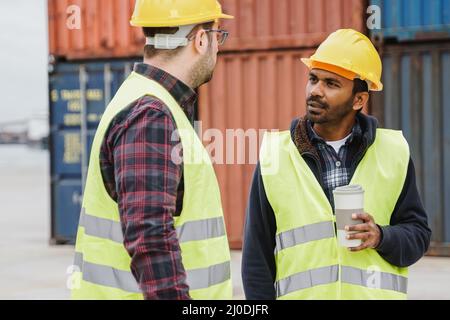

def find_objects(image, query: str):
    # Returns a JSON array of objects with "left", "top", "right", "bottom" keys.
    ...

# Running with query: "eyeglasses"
[{"left": 203, "top": 29, "right": 229, "bottom": 46}]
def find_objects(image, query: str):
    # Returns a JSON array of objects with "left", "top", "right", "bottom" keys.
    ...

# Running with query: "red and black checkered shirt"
[{"left": 100, "top": 63, "right": 197, "bottom": 299}]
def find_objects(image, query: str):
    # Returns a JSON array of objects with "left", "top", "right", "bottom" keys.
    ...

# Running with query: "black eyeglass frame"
[{"left": 202, "top": 29, "right": 229, "bottom": 46}]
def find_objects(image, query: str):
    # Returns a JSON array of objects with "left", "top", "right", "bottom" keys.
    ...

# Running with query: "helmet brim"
[{"left": 300, "top": 58, "right": 383, "bottom": 91}]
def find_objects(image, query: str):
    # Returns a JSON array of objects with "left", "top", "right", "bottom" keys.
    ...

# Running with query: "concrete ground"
[{"left": 0, "top": 145, "right": 449, "bottom": 300}]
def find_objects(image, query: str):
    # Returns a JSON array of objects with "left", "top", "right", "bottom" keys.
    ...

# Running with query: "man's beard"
[
  {"left": 189, "top": 48, "right": 215, "bottom": 89},
  {"left": 306, "top": 95, "right": 354, "bottom": 124}
]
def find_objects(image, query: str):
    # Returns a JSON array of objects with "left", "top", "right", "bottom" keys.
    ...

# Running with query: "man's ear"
[
  {"left": 353, "top": 92, "right": 370, "bottom": 112},
  {"left": 194, "top": 29, "right": 208, "bottom": 55}
]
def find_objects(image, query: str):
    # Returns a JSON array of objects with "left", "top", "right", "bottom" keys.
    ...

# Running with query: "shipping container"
[
  {"left": 371, "top": 42, "right": 450, "bottom": 256},
  {"left": 48, "top": 0, "right": 366, "bottom": 60},
  {"left": 52, "top": 179, "right": 83, "bottom": 242},
  {"left": 48, "top": 0, "right": 143, "bottom": 60},
  {"left": 49, "top": 59, "right": 137, "bottom": 243},
  {"left": 219, "top": 0, "right": 366, "bottom": 51},
  {"left": 198, "top": 49, "right": 317, "bottom": 249},
  {"left": 370, "top": 0, "right": 450, "bottom": 42},
  {"left": 51, "top": 129, "right": 95, "bottom": 176}
]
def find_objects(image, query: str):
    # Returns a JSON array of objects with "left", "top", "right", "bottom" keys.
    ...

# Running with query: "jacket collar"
[{"left": 291, "top": 113, "right": 378, "bottom": 156}]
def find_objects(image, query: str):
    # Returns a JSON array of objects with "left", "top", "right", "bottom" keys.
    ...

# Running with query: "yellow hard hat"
[
  {"left": 130, "top": 0, "right": 234, "bottom": 27},
  {"left": 301, "top": 29, "right": 383, "bottom": 91}
]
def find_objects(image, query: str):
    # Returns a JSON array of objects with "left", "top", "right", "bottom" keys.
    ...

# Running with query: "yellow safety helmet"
[
  {"left": 130, "top": 0, "right": 234, "bottom": 27},
  {"left": 301, "top": 29, "right": 383, "bottom": 91}
]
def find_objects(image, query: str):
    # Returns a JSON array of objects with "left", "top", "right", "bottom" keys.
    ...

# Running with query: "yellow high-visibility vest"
[
  {"left": 260, "top": 129, "right": 409, "bottom": 299},
  {"left": 71, "top": 71, "right": 232, "bottom": 300}
]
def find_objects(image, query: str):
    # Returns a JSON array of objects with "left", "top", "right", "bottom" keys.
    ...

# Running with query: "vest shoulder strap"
[{"left": 374, "top": 128, "right": 410, "bottom": 158}]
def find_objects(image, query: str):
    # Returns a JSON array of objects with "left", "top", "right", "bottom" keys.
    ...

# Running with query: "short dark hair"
[
  {"left": 353, "top": 78, "right": 369, "bottom": 95},
  {"left": 143, "top": 21, "right": 214, "bottom": 60},
  {"left": 352, "top": 78, "right": 369, "bottom": 113}
]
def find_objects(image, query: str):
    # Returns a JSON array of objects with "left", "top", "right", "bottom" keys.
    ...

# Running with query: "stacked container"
[
  {"left": 369, "top": 0, "right": 450, "bottom": 255},
  {"left": 48, "top": 0, "right": 367, "bottom": 246},
  {"left": 52, "top": 0, "right": 450, "bottom": 253},
  {"left": 49, "top": 61, "right": 137, "bottom": 243}
]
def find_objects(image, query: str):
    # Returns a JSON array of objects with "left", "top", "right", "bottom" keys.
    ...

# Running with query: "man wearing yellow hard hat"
[
  {"left": 242, "top": 29, "right": 431, "bottom": 299},
  {"left": 71, "top": 0, "right": 233, "bottom": 300}
]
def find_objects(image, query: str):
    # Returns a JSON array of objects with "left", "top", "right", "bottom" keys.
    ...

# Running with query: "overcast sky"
[{"left": 0, "top": 0, "right": 48, "bottom": 123}]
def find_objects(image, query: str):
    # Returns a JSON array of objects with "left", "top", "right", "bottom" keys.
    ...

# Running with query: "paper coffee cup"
[{"left": 333, "top": 184, "right": 365, "bottom": 248}]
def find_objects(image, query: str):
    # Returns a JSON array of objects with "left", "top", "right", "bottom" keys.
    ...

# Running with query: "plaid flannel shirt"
[{"left": 306, "top": 118, "right": 363, "bottom": 208}]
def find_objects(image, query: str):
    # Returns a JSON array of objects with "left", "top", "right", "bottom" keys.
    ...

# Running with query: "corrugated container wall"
[
  {"left": 371, "top": 42, "right": 450, "bottom": 256},
  {"left": 199, "top": 50, "right": 312, "bottom": 248},
  {"left": 219, "top": 0, "right": 366, "bottom": 51},
  {"left": 48, "top": 0, "right": 366, "bottom": 60},
  {"left": 370, "top": 0, "right": 450, "bottom": 42},
  {"left": 48, "top": 0, "right": 367, "bottom": 247},
  {"left": 48, "top": 0, "right": 143, "bottom": 60}
]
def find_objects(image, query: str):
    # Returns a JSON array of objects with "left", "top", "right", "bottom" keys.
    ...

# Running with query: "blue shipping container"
[
  {"left": 370, "top": 0, "right": 450, "bottom": 42},
  {"left": 49, "top": 59, "right": 138, "bottom": 243},
  {"left": 51, "top": 130, "right": 95, "bottom": 176},
  {"left": 49, "top": 62, "right": 135, "bottom": 129},
  {"left": 52, "top": 180, "right": 83, "bottom": 242},
  {"left": 371, "top": 42, "right": 450, "bottom": 255}
]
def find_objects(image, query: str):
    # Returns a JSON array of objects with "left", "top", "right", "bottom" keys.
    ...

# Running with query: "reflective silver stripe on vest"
[
  {"left": 79, "top": 208, "right": 124, "bottom": 243},
  {"left": 78, "top": 211, "right": 230, "bottom": 291},
  {"left": 275, "top": 221, "right": 335, "bottom": 254},
  {"left": 74, "top": 252, "right": 230, "bottom": 293},
  {"left": 176, "top": 217, "right": 226, "bottom": 243},
  {"left": 73, "top": 252, "right": 141, "bottom": 293},
  {"left": 80, "top": 209, "right": 224, "bottom": 244},
  {"left": 341, "top": 266, "right": 408, "bottom": 294},
  {"left": 187, "top": 261, "right": 231, "bottom": 290},
  {"left": 276, "top": 265, "right": 339, "bottom": 297}
]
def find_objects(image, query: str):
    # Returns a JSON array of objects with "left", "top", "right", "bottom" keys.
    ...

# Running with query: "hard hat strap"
[{"left": 146, "top": 24, "right": 196, "bottom": 50}]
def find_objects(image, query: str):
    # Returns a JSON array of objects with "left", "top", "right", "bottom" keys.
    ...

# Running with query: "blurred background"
[{"left": 0, "top": 0, "right": 449, "bottom": 300}]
